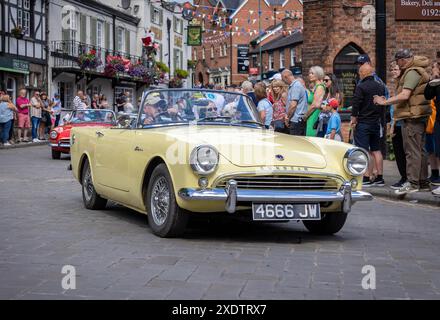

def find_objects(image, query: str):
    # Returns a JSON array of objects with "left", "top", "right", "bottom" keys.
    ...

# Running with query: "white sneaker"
[
  {"left": 432, "top": 187, "right": 440, "bottom": 197},
  {"left": 395, "top": 182, "right": 419, "bottom": 195},
  {"left": 32, "top": 138, "right": 39, "bottom": 143},
  {"left": 3, "top": 142, "right": 11, "bottom": 146}
]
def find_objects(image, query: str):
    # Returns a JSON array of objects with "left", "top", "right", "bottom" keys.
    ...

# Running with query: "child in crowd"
[{"left": 324, "top": 98, "right": 342, "bottom": 141}]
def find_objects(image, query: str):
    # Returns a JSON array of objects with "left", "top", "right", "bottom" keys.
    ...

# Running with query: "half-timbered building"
[{"left": 0, "top": 0, "right": 47, "bottom": 101}]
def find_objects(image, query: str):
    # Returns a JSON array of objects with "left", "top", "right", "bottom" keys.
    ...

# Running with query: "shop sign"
[
  {"left": 396, "top": 0, "right": 440, "bottom": 20},
  {"left": 187, "top": 26, "right": 202, "bottom": 46},
  {"left": 0, "top": 57, "right": 29, "bottom": 73},
  {"left": 237, "top": 45, "right": 250, "bottom": 74}
]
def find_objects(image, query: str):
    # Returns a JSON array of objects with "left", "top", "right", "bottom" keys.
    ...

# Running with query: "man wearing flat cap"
[{"left": 374, "top": 49, "right": 432, "bottom": 195}]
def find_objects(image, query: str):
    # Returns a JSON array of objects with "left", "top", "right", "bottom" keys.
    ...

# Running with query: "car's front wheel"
[
  {"left": 51, "top": 149, "right": 61, "bottom": 159},
  {"left": 81, "top": 159, "right": 107, "bottom": 210},
  {"left": 146, "top": 164, "right": 188, "bottom": 238},
  {"left": 302, "top": 212, "right": 348, "bottom": 235}
]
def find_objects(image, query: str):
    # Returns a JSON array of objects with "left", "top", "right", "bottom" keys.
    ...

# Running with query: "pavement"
[
  {"left": 1, "top": 146, "right": 440, "bottom": 300},
  {"left": 368, "top": 160, "right": 440, "bottom": 207},
  {"left": 0, "top": 140, "right": 48, "bottom": 150}
]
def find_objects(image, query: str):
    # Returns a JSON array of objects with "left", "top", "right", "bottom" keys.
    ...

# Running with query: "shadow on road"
[{"left": 100, "top": 203, "right": 353, "bottom": 244}]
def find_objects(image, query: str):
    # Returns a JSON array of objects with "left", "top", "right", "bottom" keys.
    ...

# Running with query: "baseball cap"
[
  {"left": 269, "top": 73, "right": 282, "bottom": 81},
  {"left": 356, "top": 54, "right": 371, "bottom": 65},
  {"left": 394, "top": 49, "right": 413, "bottom": 61},
  {"left": 328, "top": 98, "right": 339, "bottom": 109}
]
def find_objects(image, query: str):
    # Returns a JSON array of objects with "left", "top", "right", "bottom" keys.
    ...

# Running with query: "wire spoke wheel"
[{"left": 151, "top": 176, "right": 170, "bottom": 226}]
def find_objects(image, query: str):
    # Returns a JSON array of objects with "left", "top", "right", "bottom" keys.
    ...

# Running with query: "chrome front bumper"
[{"left": 178, "top": 180, "right": 373, "bottom": 214}]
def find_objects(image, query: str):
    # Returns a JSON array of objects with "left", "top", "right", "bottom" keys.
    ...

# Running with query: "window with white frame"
[
  {"left": 174, "top": 48, "right": 183, "bottom": 71},
  {"left": 7, "top": 78, "right": 16, "bottom": 103},
  {"left": 116, "top": 27, "right": 125, "bottom": 52},
  {"left": 17, "top": 0, "right": 31, "bottom": 36},
  {"left": 280, "top": 50, "right": 285, "bottom": 69},
  {"left": 290, "top": 48, "right": 296, "bottom": 66},
  {"left": 151, "top": 5, "right": 163, "bottom": 26},
  {"left": 97, "top": 21, "right": 104, "bottom": 48},
  {"left": 174, "top": 17, "right": 183, "bottom": 34},
  {"left": 210, "top": 46, "right": 214, "bottom": 59},
  {"left": 202, "top": 47, "right": 205, "bottom": 60},
  {"left": 224, "top": 44, "right": 228, "bottom": 57},
  {"left": 269, "top": 53, "right": 274, "bottom": 70}
]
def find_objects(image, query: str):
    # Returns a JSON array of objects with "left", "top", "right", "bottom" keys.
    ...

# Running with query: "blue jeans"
[
  {"left": 31, "top": 116, "right": 41, "bottom": 140},
  {"left": 0, "top": 120, "right": 12, "bottom": 143}
]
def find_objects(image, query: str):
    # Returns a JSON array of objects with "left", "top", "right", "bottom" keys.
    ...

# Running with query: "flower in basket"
[
  {"left": 77, "top": 49, "right": 101, "bottom": 70},
  {"left": 104, "top": 55, "right": 128, "bottom": 77},
  {"left": 128, "top": 63, "right": 149, "bottom": 79},
  {"left": 168, "top": 77, "right": 183, "bottom": 88},
  {"left": 175, "top": 69, "right": 189, "bottom": 79}
]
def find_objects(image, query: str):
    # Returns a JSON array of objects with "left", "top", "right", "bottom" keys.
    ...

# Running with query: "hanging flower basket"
[
  {"left": 128, "top": 63, "right": 156, "bottom": 83},
  {"left": 142, "top": 35, "right": 160, "bottom": 59},
  {"left": 175, "top": 69, "right": 189, "bottom": 79},
  {"left": 11, "top": 26, "right": 25, "bottom": 39},
  {"left": 168, "top": 77, "right": 183, "bottom": 88},
  {"left": 77, "top": 49, "right": 101, "bottom": 70},
  {"left": 104, "top": 55, "right": 130, "bottom": 77}
]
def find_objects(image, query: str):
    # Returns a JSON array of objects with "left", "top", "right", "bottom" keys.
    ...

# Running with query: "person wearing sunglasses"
[{"left": 324, "top": 73, "right": 343, "bottom": 107}]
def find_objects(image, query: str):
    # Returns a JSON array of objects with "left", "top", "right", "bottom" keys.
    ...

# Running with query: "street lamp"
[{"left": 167, "top": 18, "right": 172, "bottom": 77}]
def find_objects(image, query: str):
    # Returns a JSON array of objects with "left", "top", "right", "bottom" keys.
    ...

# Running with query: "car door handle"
[
  {"left": 134, "top": 146, "right": 143, "bottom": 152},
  {"left": 96, "top": 131, "right": 104, "bottom": 137}
]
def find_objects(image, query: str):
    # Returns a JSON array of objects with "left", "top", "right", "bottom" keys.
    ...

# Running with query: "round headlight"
[
  {"left": 50, "top": 131, "right": 58, "bottom": 139},
  {"left": 190, "top": 145, "right": 219, "bottom": 176},
  {"left": 344, "top": 149, "right": 369, "bottom": 176}
]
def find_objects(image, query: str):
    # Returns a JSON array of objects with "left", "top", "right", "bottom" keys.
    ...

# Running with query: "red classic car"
[{"left": 49, "top": 109, "right": 116, "bottom": 159}]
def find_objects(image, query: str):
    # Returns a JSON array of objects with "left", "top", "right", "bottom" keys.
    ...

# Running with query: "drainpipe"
[
  {"left": 44, "top": 0, "right": 49, "bottom": 93},
  {"left": 375, "top": 0, "right": 386, "bottom": 82},
  {"left": 0, "top": 0, "right": 5, "bottom": 91},
  {"left": 112, "top": 14, "right": 116, "bottom": 52}
]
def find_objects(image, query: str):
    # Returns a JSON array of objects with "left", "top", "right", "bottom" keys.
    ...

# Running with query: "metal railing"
[{"left": 50, "top": 40, "right": 143, "bottom": 75}]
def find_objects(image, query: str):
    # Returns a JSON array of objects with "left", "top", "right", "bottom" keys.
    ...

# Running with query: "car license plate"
[{"left": 252, "top": 203, "right": 321, "bottom": 221}]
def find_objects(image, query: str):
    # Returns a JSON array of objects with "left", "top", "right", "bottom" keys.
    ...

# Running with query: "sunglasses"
[
  {"left": 324, "top": 79, "right": 331, "bottom": 82},
  {"left": 207, "top": 107, "right": 218, "bottom": 112}
]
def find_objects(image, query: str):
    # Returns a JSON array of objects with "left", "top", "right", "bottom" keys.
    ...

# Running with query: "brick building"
[
  {"left": 193, "top": 0, "right": 303, "bottom": 86},
  {"left": 249, "top": 15, "right": 303, "bottom": 81},
  {"left": 302, "top": 0, "right": 440, "bottom": 109}
]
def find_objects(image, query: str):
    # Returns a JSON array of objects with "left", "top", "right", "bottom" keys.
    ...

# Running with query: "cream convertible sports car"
[{"left": 70, "top": 89, "right": 372, "bottom": 237}]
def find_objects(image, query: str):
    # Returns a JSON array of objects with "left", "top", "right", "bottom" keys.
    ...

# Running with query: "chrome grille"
[{"left": 215, "top": 175, "right": 340, "bottom": 191}]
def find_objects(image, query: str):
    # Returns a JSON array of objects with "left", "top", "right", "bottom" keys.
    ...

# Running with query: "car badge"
[{"left": 275, "top": 154, "right": 284, "bottom": 161}]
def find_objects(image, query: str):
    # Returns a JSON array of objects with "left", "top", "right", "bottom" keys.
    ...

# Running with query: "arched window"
[{"left": 333, "top": 43, "right": 365, "bottom": 109}]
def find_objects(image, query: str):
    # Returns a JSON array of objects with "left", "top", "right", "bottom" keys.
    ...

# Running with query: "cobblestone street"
[{"left": 1, "top": 146, "right": 440, "bottom": 300}]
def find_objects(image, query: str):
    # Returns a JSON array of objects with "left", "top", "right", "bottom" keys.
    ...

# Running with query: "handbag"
[{"left": 313, "top": 119, "right": 319, "bottom": 130}]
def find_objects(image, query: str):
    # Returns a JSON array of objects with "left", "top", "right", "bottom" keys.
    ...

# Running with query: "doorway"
[{"left": 333, "top": 43, "right": 365, "bottom": 109}]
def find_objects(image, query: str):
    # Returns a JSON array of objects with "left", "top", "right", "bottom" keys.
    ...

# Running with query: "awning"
[{"left": 0, "top": 66, "right": 29, "bottom": 75}]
